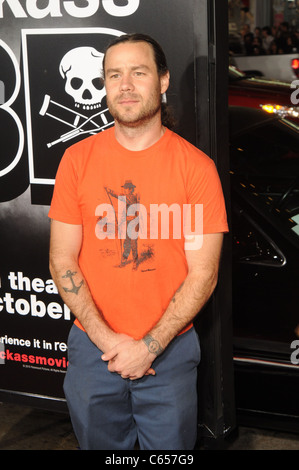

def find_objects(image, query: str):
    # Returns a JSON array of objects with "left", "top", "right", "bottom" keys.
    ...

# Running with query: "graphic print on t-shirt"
[{"left": 96, "top": 179, "right": 155, "bottom": 272}]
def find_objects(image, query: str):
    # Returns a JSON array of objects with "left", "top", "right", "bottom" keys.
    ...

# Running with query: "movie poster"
[{"left": 0, "top": 0, "right": 198, "bottom": 405}]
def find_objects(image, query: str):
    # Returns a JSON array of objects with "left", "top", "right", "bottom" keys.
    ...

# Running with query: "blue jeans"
[{"left": 63, "top": 324, "right": 201, "bottom": 450}]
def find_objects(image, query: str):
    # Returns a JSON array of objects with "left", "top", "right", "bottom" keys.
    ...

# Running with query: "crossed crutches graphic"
[{"left": 39, "top": 94, "right": 114, "bottom": 148}]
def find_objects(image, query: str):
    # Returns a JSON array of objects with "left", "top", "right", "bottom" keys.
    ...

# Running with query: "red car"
[{"left": 229, "top": 66, "right": 299, "bottom": 120}]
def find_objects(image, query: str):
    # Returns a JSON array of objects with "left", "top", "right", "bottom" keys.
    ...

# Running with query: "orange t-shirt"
[{"left": 48, "top": 127, "right": 228, "bottom": 339}]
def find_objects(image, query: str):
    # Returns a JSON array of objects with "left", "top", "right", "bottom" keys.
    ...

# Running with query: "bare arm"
[
  {"left": 102, "top": 233, "right": 224, "bottom": 378},
  {"left": 49, "top": 219, "right": 131, "bottom": 353},
  {"left": 146, "top": 233, "right": 223, "bottom": 350}
]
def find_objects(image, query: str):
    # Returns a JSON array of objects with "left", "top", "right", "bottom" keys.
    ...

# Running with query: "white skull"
[{"left": 59, "top": 47, "right": 106, "bottom": 110}]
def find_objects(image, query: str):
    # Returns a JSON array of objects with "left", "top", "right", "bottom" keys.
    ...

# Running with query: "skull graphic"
[{"left": 59, "top": 47, "right": 106, "bottom": 110}]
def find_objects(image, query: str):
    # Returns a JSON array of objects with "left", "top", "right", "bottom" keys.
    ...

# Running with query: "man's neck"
[{"left": 114, "top": 117, "right": 165, "bottom": 151}]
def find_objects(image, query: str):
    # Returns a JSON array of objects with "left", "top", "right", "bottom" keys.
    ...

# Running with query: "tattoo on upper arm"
[
  {"left": 62, "top": 270, "right": 84, "bottom": 295},
  {"left": 142, "top": 334, "right": 164, "bottom": 356}
]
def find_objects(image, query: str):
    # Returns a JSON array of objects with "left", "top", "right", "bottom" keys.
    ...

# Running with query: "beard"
[{"left": 107, "top": 88, "right": 162, "bottom": 128}]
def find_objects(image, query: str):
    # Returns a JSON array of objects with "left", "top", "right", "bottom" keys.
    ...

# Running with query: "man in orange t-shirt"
[{"left": 49, "top": 33, "right": 228, "bottom": 450}]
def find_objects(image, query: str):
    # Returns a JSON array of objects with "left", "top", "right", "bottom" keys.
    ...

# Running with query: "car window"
[
  {"left": 230, "top": 119, "right": 299, "bottom": 245},
  {"left": 231, "top": 117, "right": 299, "bottom": 348}
]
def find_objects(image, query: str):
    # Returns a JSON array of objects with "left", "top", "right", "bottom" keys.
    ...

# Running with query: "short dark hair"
[{"left": 103, "top": 33, "right": 176, "bottom": 130}]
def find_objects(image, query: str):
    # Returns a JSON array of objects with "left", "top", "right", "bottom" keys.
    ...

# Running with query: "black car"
[{"left": 229, "top": 106, "right": 299, "bottom": 432}]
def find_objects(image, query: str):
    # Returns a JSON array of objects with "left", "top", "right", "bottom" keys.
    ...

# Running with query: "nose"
[{"left": 119, "top": 72, "right": 134, "bottom": 92}]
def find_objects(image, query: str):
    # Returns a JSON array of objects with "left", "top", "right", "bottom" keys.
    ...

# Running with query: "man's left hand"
[{"left": 101, "top": 339, "right": 156, "bottom": 380}]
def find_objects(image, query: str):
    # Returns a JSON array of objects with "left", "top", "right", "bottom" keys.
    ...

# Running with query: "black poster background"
[{"left": 0, "top": 0, "right": 199, "bottom": 404}]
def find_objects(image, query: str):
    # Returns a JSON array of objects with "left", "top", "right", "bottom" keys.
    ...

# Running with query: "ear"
[{"left": 160, "top": 71, "right": 170, "bottom": 95}]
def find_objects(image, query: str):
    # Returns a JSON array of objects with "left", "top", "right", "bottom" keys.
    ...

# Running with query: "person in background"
[{"left": 261, "top": 26, "right": 274, "bottom": 53}]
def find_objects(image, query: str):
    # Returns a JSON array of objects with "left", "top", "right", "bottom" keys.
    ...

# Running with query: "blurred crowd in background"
[
  {"left": 237, "top": 22, "right": 299, "bottom": 55},
  {"left": 229, "top": 0, "right": 299, "bottom": 55}
]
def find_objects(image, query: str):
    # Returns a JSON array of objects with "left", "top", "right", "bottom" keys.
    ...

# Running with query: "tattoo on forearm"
[
  {"left": 62, "top": 270, "right": 84, "bottom": 295},
  {"left": 143, "top": 334, "right": 164, "bottom": 356},
  {"left": 171, "top": 281, "right": 185, "bottom": 303}
]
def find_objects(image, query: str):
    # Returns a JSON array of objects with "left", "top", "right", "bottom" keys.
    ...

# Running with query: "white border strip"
[{"left": 0, "top": 39, "right": 24, "bottom": 177}]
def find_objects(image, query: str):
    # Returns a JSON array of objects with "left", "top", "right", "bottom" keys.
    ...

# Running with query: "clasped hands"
[{"left": 101, "top": 337, "right": 156, "bottom": 381}]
